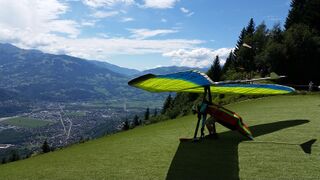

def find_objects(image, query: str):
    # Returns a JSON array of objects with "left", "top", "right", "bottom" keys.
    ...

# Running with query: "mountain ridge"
[
  {"left": 0, "top": 43, "right": 131, "bottom": 102},
  {"left": 89, "top": 60, "right": 140, "bottom": 76},
  {"left": 138, "top": 66, "right": 209, "bottom": 75},
  {"left": 0, "top": 43, "right": 208, "bottom": 103}
]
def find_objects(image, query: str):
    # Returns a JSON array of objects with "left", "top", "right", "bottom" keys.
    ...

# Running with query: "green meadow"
[
  {"left": 1, "top": 117, "right": 52, "bottom": 128},
  {"left": 0, "top": 94, "right": 319, "bottom": 179}
]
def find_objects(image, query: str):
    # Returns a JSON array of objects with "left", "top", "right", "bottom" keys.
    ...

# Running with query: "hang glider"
[
  {"left": 128, "top": 70, "right": 295, "bottom": 95},
  {"left": 128, "top": 70, "right": 295, "bottom": 141}
]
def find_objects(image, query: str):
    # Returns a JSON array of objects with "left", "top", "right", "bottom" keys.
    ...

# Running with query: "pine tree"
[
  {"left": 207, "top": 56, "right": 222, "bottom": 82},
  {"left": 2, "top": 157, "right": 6, "bottom": 164},
  {"left": 153, "top": 108, "right": 158, "bottom": 117},
  {"left": 285, "top": 0, "right": 320, "bottom": 33},
  {"left": 246, "top": 18, "right": 255, "bottom": 36},
  {"left": 133, "top": 115, "right": 140, "bottom": 126},
  {"left": 161, "top": 94, "right": 172, "bottom": 114},
  {"left": 9, "top": 150, "right": 20, "bottom": 162},
  {"left": 282, "top": 0, "right": 320, "bottom": 84},
  {"left": 234, "top": 28, "right": 247, "bottom": 57},
  {"left": 253, "top": 22, "right": 268, "bottom": 51},
  {"left": 41, "top": 140, "right": 51, "bottom": 153},
  {"left": 222, "top": 51, "right": 235, "bottom": 73},
  {"left": 285, "top": 0, "right": 307, "bottom": 30},
  {"left": 283, "top": 23, "right": 319, "bottom": 84},
  {"left": 144, "top": 108, "right": 150, "bottom": 120},
  {"left": 234, "top": 18, "right": 257, "bottom": 73},
  {"left": 255, "top": 23, "right": 285, "bottom": 75},
  {"left": 269, "top": 23, "right": 283, "bottom": 42},
  {"left": 122, "top": 120, "right": 130, "bottom": 130}
]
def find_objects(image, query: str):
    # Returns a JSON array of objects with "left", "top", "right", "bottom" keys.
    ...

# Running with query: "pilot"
[{"left": 193, "top": 101, "right": 219, "bottom": 139}]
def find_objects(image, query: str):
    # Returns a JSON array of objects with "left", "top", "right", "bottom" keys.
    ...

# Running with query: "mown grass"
[
  {"left": 1, "top": 117, "right": 52, "bottom": 128},
  {"left": 0, "top": 94, "right": 319, "bottom": 179}
]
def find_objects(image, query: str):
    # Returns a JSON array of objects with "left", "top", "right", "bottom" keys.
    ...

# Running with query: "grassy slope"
[
  {"left": 1, "top": 117, "right": 52, "bottom": 128},
  {"left": 0, "top": 95, "right": 319, "bottom": 179}
]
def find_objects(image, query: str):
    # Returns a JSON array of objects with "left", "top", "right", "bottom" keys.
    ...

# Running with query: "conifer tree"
[
  {"left": 253, "top": 21, "right": 268, "bottom": 52},
  {"left": 285, "top": 0, "right": 306, "bottom": 30},
  {"left": 234, "top": 28, "right": 247, "bottom": 57},
  {"left": 144, "top": 108, "right": 150, "bottom": 120},
  {"left": 246, "top": 18, "right": 255, "bottom": 36},
  {"left": 234, "top": 18, "right": 257, "bottom": 73},
  {"left": 161, "top": 94, "right": 172, "bottom": 114},
  {"left": 133, "top": 115, "right": 140, "bottom": 126},
  {"left": 222, "top": 51, "right": 235, "bottom": 73},
  {"left": 269, "top": 23, "right": 283, "bottom": 42},
  {"left": 285, "top": 0, "right": 320, "bottom": 33},
  {"left": 122, "top": 120, "right": 130, "bottom": 130},
  {"left": 2, "top": 157, "right": 6, "bottom": 164},
  {"left": 207, "top": 56, "right": 221, "bottom": 82},
  {"left": 9, "top": 150, "right": 20, "bottom": 162},
  {"left": 153, "top": 108, "right": 158, "bottom": 117},
  {"left": 41, "top": 140, "right": 51, "bottom": 153}
]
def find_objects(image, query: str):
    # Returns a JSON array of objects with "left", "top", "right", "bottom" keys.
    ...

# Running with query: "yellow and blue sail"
[{"left": 128, "top": 70, "right": 295, "bottom": 95}]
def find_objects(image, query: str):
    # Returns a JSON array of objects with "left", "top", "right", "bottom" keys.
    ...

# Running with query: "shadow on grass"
[
  {"left": 166, "top": 119, "right": 309, "bottom": 180},
  {"left": 300, "top": 139, "right": 317, "bottom": 154}
]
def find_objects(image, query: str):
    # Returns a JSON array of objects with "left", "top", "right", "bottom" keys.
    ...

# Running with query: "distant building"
[{"left": 0, "top": 144, "right": 14, "bottom": 149}]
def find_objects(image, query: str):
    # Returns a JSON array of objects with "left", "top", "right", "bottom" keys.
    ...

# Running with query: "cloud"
[
  {"left": 97, "top": 33, "right": 109, "bottom": 38},
  {"left": 121, "top": 17, "right": 134, "bottom": 22},
  {"left": 40, "top": 38, "right": 204, "bottom": 61},
  {"left": 0, "top": 0, "right": 79, "bottom": 38},
  {"left": 91, "top": 10, "right": 119, "bottom": 18},
  {"left": 161, "top": 18, "right": 167, "bottom": 23},
  {"left": 82, "top": 0, "right": 134, "bottom": 8},
  {"left": 186, "top": 12, "right": 194, "bottom": 17},
  {"left": 180, "top": 7, "right": 189, "bottom": 13},
  {"left": 0, "top": 0, "right": 231, "bottom": 70},
  {"left": 0, "top": 23, "right": 203, "bottom": 60},
  {"left": 128, "top": 28, "right": 178, "bottom": 39},
  {"left": 143, "top": 0, "right": 179, "bottom": 9},
  {"left": 80, "top": 19, "right": 97, "bottom": 27},
  {"left": 180, "top": 7, "right": 194, "bottom": 17},
  {"left": 0, "top": 0, "right": 206, "bottom": 64},
  {"left": 163, "top": 48, "right": 233, "bottom": 68}
]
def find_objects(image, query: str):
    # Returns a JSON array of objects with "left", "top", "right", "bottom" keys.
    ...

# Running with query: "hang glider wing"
[
  {"left": 128, "top": 70, "right": 213, "bottom": 92},
  {"left": 214, "top": 72, "right": 286, "bottom": 85},
  {"left": 204, "top": 83, "right": 294, "bottom": 95},
  {"left": 128, "top": 70, "right": 295, "bottom": 95}
]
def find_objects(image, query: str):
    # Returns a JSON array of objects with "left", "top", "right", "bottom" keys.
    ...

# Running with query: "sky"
[{"left": 0, "top": 0, "right": 291, "bottom": 70}]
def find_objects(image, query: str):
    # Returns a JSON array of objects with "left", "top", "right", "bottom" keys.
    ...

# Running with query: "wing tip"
[{"left": 128, "top": 73, "right": 156, "bottom": 86}]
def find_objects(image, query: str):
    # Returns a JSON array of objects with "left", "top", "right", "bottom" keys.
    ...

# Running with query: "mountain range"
[
  {"left": 137, "top": 66, "right": 208, "bottom": 76},
  {"left": 89, "top": 60, "right": 140, "bottom": 76},
  {"left": 0, "top": 43, "right": 208, "bottom": 102},
  {"left": 91, "top": 60, "right": 208, "bottom": 77},
  {"left": 0, "top": 43, "right": 128, "bottom": 102}
]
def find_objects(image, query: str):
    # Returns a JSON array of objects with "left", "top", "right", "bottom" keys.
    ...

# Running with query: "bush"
[{"left": 41, "top": 140, "right": 51, "bottom": 153}]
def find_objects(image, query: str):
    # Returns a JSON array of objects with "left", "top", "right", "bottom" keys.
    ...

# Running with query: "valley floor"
[{"left": 0, "top": 94, "right": 319, "bottom": 179}]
